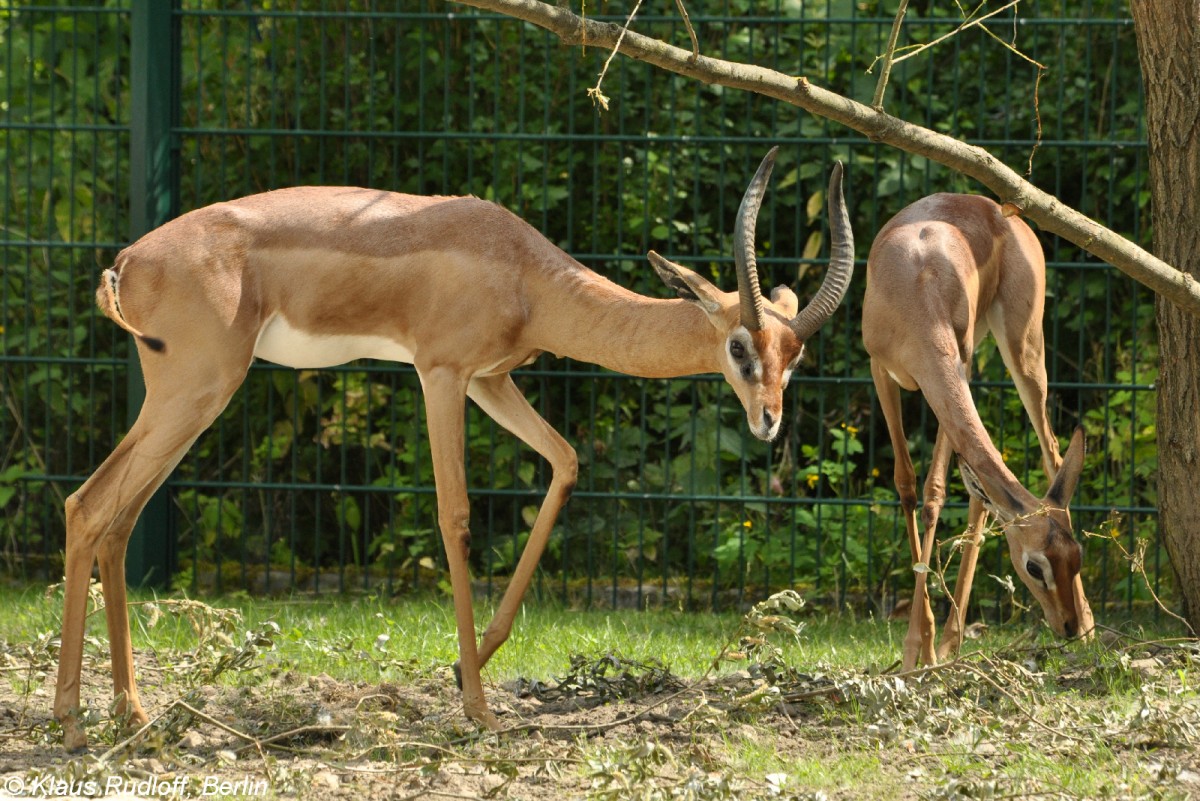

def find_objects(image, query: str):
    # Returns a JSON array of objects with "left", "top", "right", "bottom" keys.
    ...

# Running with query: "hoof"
[
  {"left": 61, "top": 724, "right": 89, "bottom": 754},
  {"left": 467, "top": 707, "right": 501, "bottom": 732},
  {"left": 120, "top": 712, "right": 151, "bottom": 739},
  {"left": 453, "top": 660, "right": 463, "bottom": 690}
]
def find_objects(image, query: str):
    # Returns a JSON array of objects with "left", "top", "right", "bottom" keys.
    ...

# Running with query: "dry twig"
[
  {"left": 871, "top": 0, "right": 910, "bottom": 110},
  {"left": 587, "top": 0, "right": 645, "bottom": 111},
  {"left": 673, "top": 0, "right": 698, "bottom": 63}
]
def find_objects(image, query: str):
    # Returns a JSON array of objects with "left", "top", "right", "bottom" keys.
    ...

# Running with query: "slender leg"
[
  {"left": 912, "top": 428, "right": 953, "bottom": 662},
  {"left": 57, "top": 493, "right": 107, "bottom": 752},
  {"left": 467, "top": 374, "right": 577, "bottom": 669},
  {"left": 937, "top": 496, "right": 987, "bottom": 660},
  {"left": 1073, "top": 574, "right": 1095, "bottom": 639},
  {"left": 96, "top": 530, "right": 149, "bottom": 730},
  {"left": 96, "top": 454, "right": 194, "bottom": 733},
  {"left": 870, "top": 361, "right": 934, "bottom": 670},
  {"left": 419, "top": 366, "right": 498, "bottom": 730},
  {"left": 55, "top": 380, "right": 241, "bottom": 751}
]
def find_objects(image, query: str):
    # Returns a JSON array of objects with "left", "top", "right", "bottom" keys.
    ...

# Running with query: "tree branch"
[
  {"left": 888, "top": 0, "right": 1022, "bottom": 67},
  {"left": 870, "top": 0, "right": 910, "bottom": 110},
  {"left": 450, "top": 0, "right": 1200, "bottom": 318}
]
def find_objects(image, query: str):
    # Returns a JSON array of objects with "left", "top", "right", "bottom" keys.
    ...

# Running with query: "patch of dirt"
[
  {"left": 2, "top": 599, "right": 1200, "bottom": 800},
  {"left": 0, "top": 648, "right": 838, "bottom": 801}
]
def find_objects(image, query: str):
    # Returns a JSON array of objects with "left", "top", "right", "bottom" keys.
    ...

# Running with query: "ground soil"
[
  {"left": 3, "top": 635, "right": 1200, "bottom": 800},
  {"left": 0, "top": 646, "right": 915, "bottom": 801}
]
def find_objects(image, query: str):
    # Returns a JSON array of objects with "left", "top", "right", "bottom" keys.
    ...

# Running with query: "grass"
[
  {"left": 0, "top": 583, "right": 903, "bottom": 683},
  {"left": 1, "top": 582, "right": 1198, "bottom": 800},
  {"left": 235, "top": 594, "right": 904, "bottom": 681}
]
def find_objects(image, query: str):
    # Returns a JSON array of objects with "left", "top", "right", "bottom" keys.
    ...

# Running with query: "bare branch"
[
  {"left": 587, "top": 0, "right": 644, "bottom": 111},
  {"left": 889, "top": 0, "right": 1023, "bottom": 66},
  {"left": 674, "top": 0, "right": 699, "bottom": 63},
  {"left": 870, "top": 0, "right": 910, "bottom": 111},
  {"left": 870, "top": 1, "right": 1046, "bottom": 171},
  {"left": 449, "top": 0, "right": 1200, "bottom": 318},
  {"left": 1085, "top": 522, "right": 1197, "bottom": 637}
]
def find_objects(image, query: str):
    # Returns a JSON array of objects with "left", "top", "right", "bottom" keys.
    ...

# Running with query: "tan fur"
[
  {"left": 863, "top": 193, "right": 1094, "bottom": 671},
  {"left": 96, "top": 264, "right": 163, "bottom": 352},
  {"left": 54, "top": 165, "right": 852, "bottom": 749}
]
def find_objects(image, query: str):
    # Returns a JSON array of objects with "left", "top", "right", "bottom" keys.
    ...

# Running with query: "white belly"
[{"left": 253, "top": 314, "right": 414, "bottom": 368}]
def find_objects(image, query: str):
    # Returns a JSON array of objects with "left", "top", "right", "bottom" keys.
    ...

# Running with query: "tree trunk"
[{"left": 1130, "top": 1, "right": 1200, "bottom": 630}]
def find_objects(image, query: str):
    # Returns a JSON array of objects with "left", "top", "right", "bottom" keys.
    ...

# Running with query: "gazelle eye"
[
  {"left": 730, "top": 341, "right": 746, "bottom": 360},
  {"left": 1025, "top": 561, "right": 1045, "bottom": 583}
]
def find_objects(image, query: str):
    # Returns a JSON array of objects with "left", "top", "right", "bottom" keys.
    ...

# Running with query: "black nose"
[
  {"left": 1063, "top": 620, "right": 1077, "bottom": 639},
  {"left": 763, "top": 410, "right": 775, "bottom": 430}
]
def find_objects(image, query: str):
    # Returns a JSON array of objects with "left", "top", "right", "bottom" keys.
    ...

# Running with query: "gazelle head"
[
  {"left": 646, "top": 148, "right": 855, "bottom": 441},
  {"left": 959, "top": 428, "right": 1088, "bottom": 638}
]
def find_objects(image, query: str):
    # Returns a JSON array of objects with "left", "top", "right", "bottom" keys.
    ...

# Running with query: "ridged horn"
[
  {"left": 790, "top": 161, "right": 854, "bottom": 341},
  {"left": 733, "top": 147, "right": 779, "bottom": 332}
]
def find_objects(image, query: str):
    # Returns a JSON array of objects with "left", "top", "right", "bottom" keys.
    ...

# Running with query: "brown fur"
[
  {"left": 864, "top": 194, "right": 1093, "bottom": 671},
  {"left": 54, "top": 166, "right": 853, "bottom": 750}
]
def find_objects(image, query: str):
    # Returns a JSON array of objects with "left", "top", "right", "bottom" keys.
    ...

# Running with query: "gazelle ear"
[
  {"left": 959, "top": 460, "right": 1000, "bottom": 517},
  {"left": 1045, "top": 427, "right": 1086, "bottom": 509},
  {"left": 769, "top": 285, "right": 799, "bottom": 317},
  {"left": 960, "top": 457, "right": 1028, "bottom": 523},
  {"left": 647, "top": 251, "right": 724, "bottom": 316}
]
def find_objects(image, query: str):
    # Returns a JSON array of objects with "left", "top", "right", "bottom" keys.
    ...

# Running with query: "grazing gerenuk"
[
  {"left": 55, "top": 149, "right": 854, "bottom": 749},
  {"left": 862, "top": 193, "right": 1094, "bottom": 670}
]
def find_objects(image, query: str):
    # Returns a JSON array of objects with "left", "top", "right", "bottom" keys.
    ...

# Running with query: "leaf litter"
[{"left": 0, "top": 590, "right": 1198, "bottom": 800}]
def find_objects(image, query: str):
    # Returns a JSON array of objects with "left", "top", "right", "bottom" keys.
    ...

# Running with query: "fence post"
[{"left": 126, "top": 0, "right": 178, "bottom": 587}]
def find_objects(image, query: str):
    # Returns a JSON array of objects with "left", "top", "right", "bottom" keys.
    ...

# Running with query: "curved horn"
[
  {"left": 790, "top": 161, "right": 855, "bottom": 341},
  {"left": 733, "top": 147, "right": 779, "bottom": 332}
]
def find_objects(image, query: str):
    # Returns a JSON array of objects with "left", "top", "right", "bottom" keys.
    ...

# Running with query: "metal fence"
[{"left": 1, "top": 1, "right": 1160, "bottom": 621}]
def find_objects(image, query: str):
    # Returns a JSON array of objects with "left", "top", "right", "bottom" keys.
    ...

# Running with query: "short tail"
[{"left": 97, "top": 265, "right": 166, "bottom": 353}]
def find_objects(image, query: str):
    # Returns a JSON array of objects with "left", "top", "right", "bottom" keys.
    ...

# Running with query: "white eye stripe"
[
  {"left": 1025, "top": 553, "right": 1056, "bottom": 590},
  {"left": 727, "top": 332, "right": 762, "bottom": 381},
  {"left": 729, "top": 337, "right": 756, "bottom": 358}
]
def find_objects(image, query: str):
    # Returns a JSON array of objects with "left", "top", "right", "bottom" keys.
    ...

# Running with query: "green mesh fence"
[{"left": 0, "top": 1, "right": 1160, "bottom": 622}]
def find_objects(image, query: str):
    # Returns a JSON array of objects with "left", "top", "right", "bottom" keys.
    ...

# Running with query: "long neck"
[
  {"left": 526, "top": 269, "right": 723, "bottom": 379},
  {"left": 925, "top": 375, "right": 1039, "bottom": 511}
]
